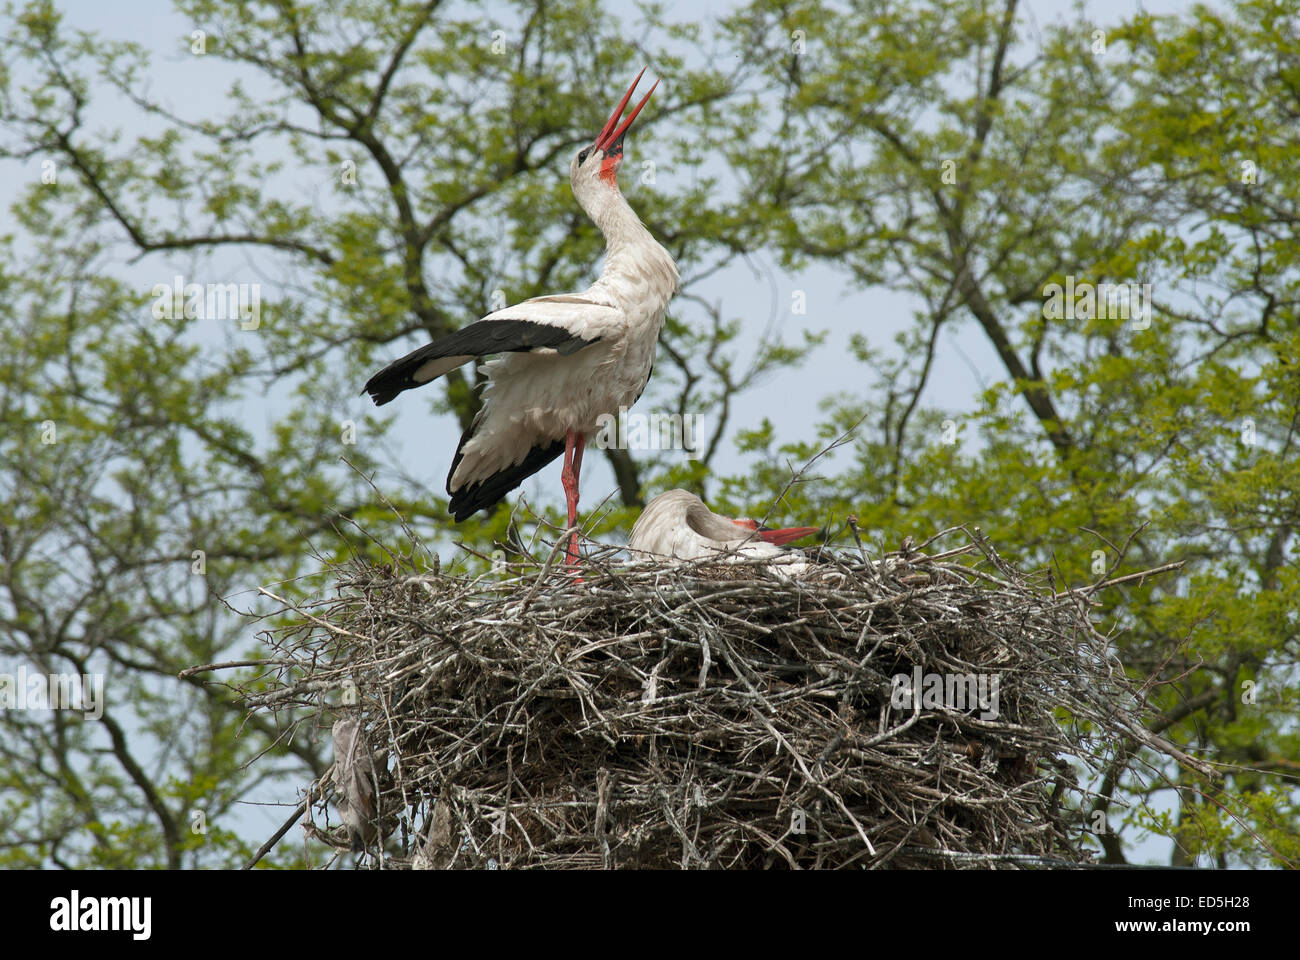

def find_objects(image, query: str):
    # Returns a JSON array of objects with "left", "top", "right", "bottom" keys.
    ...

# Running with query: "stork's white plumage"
[
  {"left": 629, "top": 489, "right": 820, "bottom": 569},
  {"left": 363, "top": 69, "right": 678, "bottom": 566}
]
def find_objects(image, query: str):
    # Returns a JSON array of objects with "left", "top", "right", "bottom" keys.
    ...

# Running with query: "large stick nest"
[{"left": 238, "top": 527, "right": 1201, "bottom": 869}]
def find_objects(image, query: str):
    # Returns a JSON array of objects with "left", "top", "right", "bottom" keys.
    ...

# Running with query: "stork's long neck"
[
  {"left": 689, "top": 501, "right": 756, "bottom": 544},
  {"left": 586, "top": 187, "right": 679, "bottom": 307}
]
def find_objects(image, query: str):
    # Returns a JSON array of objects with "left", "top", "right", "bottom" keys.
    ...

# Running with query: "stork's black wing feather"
[
  {"left": 445, "top": 425, "right": 566, "bottom": 522},
  {"left": 362, "top": 319, "right": 599, "bottom": 406}
]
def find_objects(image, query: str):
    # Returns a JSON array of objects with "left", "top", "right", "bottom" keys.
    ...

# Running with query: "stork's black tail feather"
[
  {"left": 446, "top": 425, "right": 566, "bottom": 522},
  {"left": 362, "top": 341, "right": 447, "bottom": 406},
  {"left": 362, "top": 319, "right": 599, "bottom": 406}
]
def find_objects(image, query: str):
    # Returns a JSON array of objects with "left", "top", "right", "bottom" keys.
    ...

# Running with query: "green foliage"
[
  {"left": 714, "top": 0, "right": 1299, "bottom": 866},
  {"left": 0, "top": 0, "right": 1294, "bottom": 868}
]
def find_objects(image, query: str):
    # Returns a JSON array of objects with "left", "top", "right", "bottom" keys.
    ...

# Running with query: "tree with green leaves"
[
  {"left": 0, "top": 0, "right": 808, "bottom": 868},
  {"left": 714, "top": 0, "right": 1298, "bottom": 866},
  {"left": 0, "top": 0, "right": 1294, "bottom": 868}
]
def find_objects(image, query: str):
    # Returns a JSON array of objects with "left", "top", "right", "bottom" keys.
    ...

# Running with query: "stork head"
[
  {"left": 731, "top": 516, "right": 821, "bottom": 546},
  {"left": 570, "top": 67, "right": 658, "bottom": 198}
]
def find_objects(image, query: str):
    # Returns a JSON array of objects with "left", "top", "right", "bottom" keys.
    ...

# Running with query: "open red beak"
[
  {"left": 758, "top": 526, "right": 821, "bottom": 547},
  {"left": 593, "top": 67, "right": 658, "bottom": 156}
]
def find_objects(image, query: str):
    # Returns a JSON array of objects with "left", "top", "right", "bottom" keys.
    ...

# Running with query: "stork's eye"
[{"left": 578, "top": 147, "right": 591, "bottom": 164}]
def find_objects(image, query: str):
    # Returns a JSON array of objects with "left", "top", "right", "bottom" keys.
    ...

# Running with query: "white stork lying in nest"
[{"left": 628, "top": 489, "right": 820, "bottom": 571}]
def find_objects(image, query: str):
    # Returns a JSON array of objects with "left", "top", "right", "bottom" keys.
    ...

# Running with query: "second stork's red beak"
[
  {"left": 757, "top": 526, "right": 821, "bottom": 547},
  {"left": 594, "top": 67, "right": 658, "bottom": 157},
  {"left": 732, "top": 517, "right": 820, "bottom": 546}
]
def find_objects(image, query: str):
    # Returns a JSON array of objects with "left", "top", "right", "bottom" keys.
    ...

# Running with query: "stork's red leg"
[
  {"left": 571, "top": 433, "right": 585, "bottom": 486},
  {"left": 561, "top": 430, "right": 585, "bottom": 568}
]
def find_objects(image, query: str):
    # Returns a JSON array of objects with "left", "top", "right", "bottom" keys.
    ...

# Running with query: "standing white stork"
[
  {"left": 363, "top": 69, "right": 678, "bottom": 567},
  {"left": 629, "top": 489, "right": 820, "bottom": 567}
]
